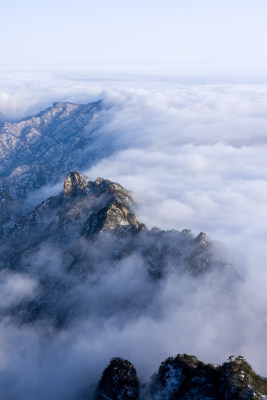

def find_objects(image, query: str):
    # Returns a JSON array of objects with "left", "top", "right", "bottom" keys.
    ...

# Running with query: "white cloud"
[
  {"left": 0, "top": 271, "right": 37, "bottom": 311},
  {"left": 2, "top": 72, "right": 267, "bottom": 396}
]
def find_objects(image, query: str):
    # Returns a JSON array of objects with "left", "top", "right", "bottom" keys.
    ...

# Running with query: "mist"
[{"left": 1, "top": 71, "right": 267, "bottom": 398}]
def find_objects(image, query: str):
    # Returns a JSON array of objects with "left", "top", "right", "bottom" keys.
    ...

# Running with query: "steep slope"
[
  {"left": 0, "top": 189, "right": 17, "bottom": 236},
  {"left": 0, "top": 101, "right": 102, "bottom": 197},
  {"left": 2, "top": 172, "right": 144, "bottom": 258},
  {"left": 1, "top": 172, "right": 228, "bottom": 275},
  {"left": 0, "top": 172, "right": 232, "bottom": 326}
]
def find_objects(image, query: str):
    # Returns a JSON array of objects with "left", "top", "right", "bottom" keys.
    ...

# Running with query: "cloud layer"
[{"left": 1, "top": 71, "right": 267, "bottom": 397}]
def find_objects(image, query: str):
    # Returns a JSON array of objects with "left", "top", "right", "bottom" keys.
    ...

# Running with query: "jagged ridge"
[
  {"left": 0, "top": 172, "right": 232, "bottom": 326},
  {"left": 0, "top": 101, "right": 102, "bottom": 197},
  {"left": 95, "top": 355, "right": 267, "bottom": 400}
]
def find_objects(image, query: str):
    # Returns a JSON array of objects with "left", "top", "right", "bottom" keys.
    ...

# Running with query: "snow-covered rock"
[{"left": 0, "top": 101, "right": 102, "bottom": 197}]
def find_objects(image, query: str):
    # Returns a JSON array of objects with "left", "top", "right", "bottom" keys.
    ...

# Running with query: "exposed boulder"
[{"left": 63, "top": 171, "right": 88, "bottom": 197}]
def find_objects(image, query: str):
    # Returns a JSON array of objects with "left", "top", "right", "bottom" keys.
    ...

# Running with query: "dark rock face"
[
  {"left": 83, "top": 178, "right": 145, "bottom": 236},
  {"left": 91, "top": 355, "right": 267, "bottom": 400},
  {"left": 150, "top": 354, "right": 218, "bottom": 400},
  {"left": 0, "top": 189, "right": 20, "bottom": 236},
  {"left": 0, "top": 189, "right": 14, "bottom": 230},
  {"left": 95, "top": 358, "right": 139, "bottom": 400},
  {"left": 218, "top": 357, "right": 267, "bottom": 399},
  {"left": 149, "top": 355, "right": 267, "bottom": 400},
  {"left": 0, "top": 188, "right": 13, "bottom": 204}
]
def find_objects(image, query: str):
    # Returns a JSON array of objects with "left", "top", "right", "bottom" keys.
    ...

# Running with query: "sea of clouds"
[{"left": 1, "top": 70, "right": 267, "bottom": 398}]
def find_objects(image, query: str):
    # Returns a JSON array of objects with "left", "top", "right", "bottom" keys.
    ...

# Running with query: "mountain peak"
[
  {"left": 51, "top": 102, "right": 79, "bottom": 113},
  {"left": 95, "top": 177, "right": 105, "bottom": 185},
  {"left": 150, "top": 354, "right": 267, "bottom": 400},
  {"left": 52, "top": 101, "right": 72, "bottom": 108},
  {"left": 96, "top": 357, "right": 139, "bottom": 400},
  {"left": 63, "top": 171, "right": 88, "bottom": 196}
]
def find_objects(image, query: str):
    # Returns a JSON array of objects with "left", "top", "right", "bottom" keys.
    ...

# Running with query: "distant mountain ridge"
[{"left": 0, "top": 101, "right": 102, "bottom": 197}]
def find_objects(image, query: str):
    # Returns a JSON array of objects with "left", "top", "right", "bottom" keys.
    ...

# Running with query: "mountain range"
[{"left": 0, "top": 102, "right": 266, "bottom": 399}]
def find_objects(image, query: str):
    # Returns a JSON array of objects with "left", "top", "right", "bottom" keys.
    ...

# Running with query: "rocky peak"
[
  {"left": 95, "top": 357, "right": 139, "bottom": 400},
  {"left": 90, "top": 177, "right": 133, "bottom": 205},
  {"left": 3, "top": 172, "right": 144, "bottom": 256},
  {"left": 195, "top": 232, "right": 209, "bottom": 247},
  {"left": 63, "top": 171, "right": 88, "bottom": 196},
  {"left": 83, "top": 202, "right": 144, "bottom": 236},
  {"left": 219, "top": 357, "right": 267, "bottom": 399},
  {"left": 95, "top": 177, "right": 105, "bottom": 185},
  {"left": 150, "top": 354, "right": 218, "bottom": 399},
  {"left": 82, "top": 177, "right": 145, "bottom": 236},
  {"left": 52, "top": 101, "right": 74, "bottom": 110},
  {"left": 150, "top": 354, "right": 267, "bottom": 400}
]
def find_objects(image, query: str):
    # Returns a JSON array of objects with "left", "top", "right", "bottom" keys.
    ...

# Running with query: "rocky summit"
[
  {"left": 94, "top": 355, "right": 267, "bottom": 400},
  {"left": 150, "top": 354, "right": 267, "bottom": 399},
  {"left": 95, "top": 358, "right": 139, "bottom": 400},
  {"left": 2, "top": 172, "right": 144, "bottom": 255},
  {"left": 63, "top": 171, "right": 88, "bottom": 196},
  {"left": 0, "top": 171, "right": 232, "bottom": 326}
]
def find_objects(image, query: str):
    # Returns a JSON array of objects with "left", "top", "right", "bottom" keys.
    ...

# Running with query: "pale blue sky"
[{"left": 1, "top": 0, "right": 267, "bottom": 71}]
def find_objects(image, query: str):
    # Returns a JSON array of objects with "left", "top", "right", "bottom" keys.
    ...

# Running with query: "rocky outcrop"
[
  {"left": 150, "top": 354, "right": 218, "bottom": 400},
  {"left": 63, "top": 171, "right": 88, "bottom": 196},
  {"left": 0, "top": 172, "right": 232, "bottom": 325},
  {"left": 149, "top": 354, "right": 267, "bottom": 400},
  {"left": 3, "top": 172, "right": 144, "bottom": 253},
  {"left": 1, "top": 171, "right": 229, "bottom": 276},
  {"left": 219, "top": 357, "right": 267, "bottom": 399},
  {"left": 83, "top": 177, "right": 145, "bottom": 236},
  {"left": 95, "top": 358, "right": 139, "bottom": 400},
  {"left": 93, "top": 355, "right": 267, "bottom": 400}
]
